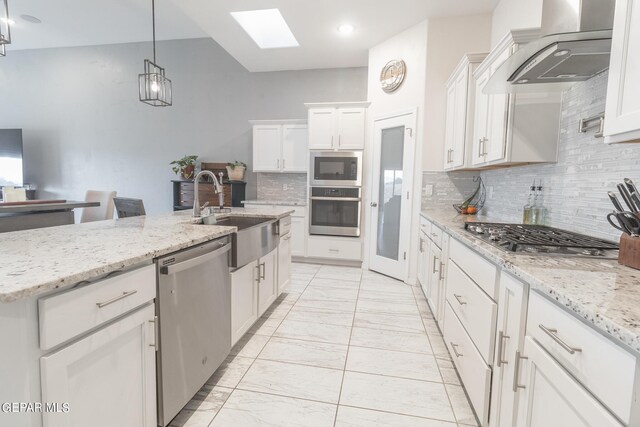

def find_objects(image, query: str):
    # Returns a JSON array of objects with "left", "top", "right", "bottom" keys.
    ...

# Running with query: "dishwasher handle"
[{"left": 160, "top": 242, "right": 230, "bottom": 275}]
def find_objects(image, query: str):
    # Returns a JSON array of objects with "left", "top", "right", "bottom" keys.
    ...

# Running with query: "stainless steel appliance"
[
  {"left": 310, "top": 151, "right": 363, "bottom": 187},
  {"left": 310, "top": 187, "right": 361, "bottom": 237},
  {"left": 215, "top": 216, "right": 280, "bottom": 268},
  {"left": 464, "top": 222, "right": 618, "bottom": 258},
  {"left": 156, "top": 236, "right": 231, "bottom": 426}
]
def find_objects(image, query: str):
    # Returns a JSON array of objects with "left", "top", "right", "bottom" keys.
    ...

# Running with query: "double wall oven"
[{"left": 309, "top": 151, "right": 363, "bottom": 237}]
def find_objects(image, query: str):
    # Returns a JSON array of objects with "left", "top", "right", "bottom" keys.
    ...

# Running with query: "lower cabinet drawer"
[
  {"left": 307, "top": 236, "right": 362, "bottom": 261},
  {"left": 446, "top": 261, "right": 497, "bottom": 364},
  {"left": 444, "top": 302, "right": 491, "bottom": 426},
  {"left": 449, "top": 238, "right": 498, "bottom": 299},
  {"left": 527, "top": 291, "right": 637, "bottom": 424},
  {"left": 429, "top": 223, "right": 444, "bottom": 249},
  {"left": 39, "top": 265, "right": 156, "bottom": 350}
]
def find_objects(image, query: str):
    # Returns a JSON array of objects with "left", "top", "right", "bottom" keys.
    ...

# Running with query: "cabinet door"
[
  {"left": 337, "top": 108, "right": 366, "bottom": 149},
  {"left": 282, "top": 124, "right": 308, "bottom": 172},
  {"left": 277, "top": 233, "right": 292, "bottom": 295},
  {"left": 231, "top": 261, "right": 258, "bottom": 346},
  {"left": 485, "top": 47, "right": 512, "bottom": 163},
  {"left": 291, "top": 216, "right": 306, "bottom": 257},
  {"left": 604, "top": 0, "right": 640, "bottom": 144},
  {"left": 444, "top": 82, "right": 457, "bottom": 170},
  {"left": 40, "top": 304, "right": 156, "bottom": 427},
  {"left": 490, "top": 274, "right": 528, "bottom": 427},
  {"left": 308, "top": 108, "right": 336, "bottom": 149},
  {"left": 472, "top": 68, "right": 491, "bottom": 166},
  {"left": 451, "top": 69, "right": 469, "bottom": 169},
  {"left": 417, "top": 231, "right": 429, "bottom": 287},
  {"left": 253, "top": 125, "right": 282, "bottom": 172},
  {"left": 258, "top": 249, "right": 278, "bottom": 316},
  {"left": 515, "top": 337, "right": 623, "bottom": 427},
  {"left": 426, "top": 243, "right": 442, "bottom": 320}
]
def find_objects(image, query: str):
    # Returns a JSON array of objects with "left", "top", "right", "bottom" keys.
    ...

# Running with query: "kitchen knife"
[
  {"left": 608, "top": 191, "right": 625, "bottom": 212},
  {"left": 625, "top": 178, "right": 640, "bottom": 211},
  {"left": 632, "top": 192, "right": 640, "bottom": 215},
  {"left": 617, "top": 183, "right": 639, "bottom": 213}
]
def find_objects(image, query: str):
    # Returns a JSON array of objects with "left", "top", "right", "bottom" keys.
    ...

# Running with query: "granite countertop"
[
  {"left": 0, "top": 207, "right": 294, "bottom": 304},
  {"left": 421, "top": 208, "right": 640, "bottom": 353},
  {"left": 242, "top": 199, "right": 307, "bottom": 207}
]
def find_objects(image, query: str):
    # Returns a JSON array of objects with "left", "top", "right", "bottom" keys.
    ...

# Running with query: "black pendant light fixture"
[
  {"left": 0, "top": 0, "right": 12, "bottom": 57},
  {"left": 138, "top": 0, "right": 172, "bottom": 107}
]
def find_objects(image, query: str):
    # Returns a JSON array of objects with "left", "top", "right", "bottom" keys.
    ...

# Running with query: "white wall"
[
  {"left": 423, "top": 13, "right": 493, "bottom": 171},
  {"left": 491, "top": 0, "right": 543, "bottom": 47}
]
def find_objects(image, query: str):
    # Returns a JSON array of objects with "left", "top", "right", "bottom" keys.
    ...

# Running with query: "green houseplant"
[
  {"left": 170, "top": 155, "right": 198, "bottom": 180},
  {"left": 226, "top": 160, "right": 247, "bottom": 181}
]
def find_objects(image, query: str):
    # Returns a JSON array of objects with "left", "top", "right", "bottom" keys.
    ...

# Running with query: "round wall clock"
[{"left": 380, "top": 59, "right": 406, "bottom": 93}]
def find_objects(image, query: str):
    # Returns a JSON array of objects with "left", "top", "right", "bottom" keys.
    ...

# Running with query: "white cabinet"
[
  {"left": 305, "top": 102, "right": 370, "bottom": 150},
  {"left": 291, "top": 215, "right": 306, "bottom": 257},
  {"left": 471, "top": 30, "right": 562, "bottom": 169},
  {"left": 490, "top": 273, "right": 528, "bottom": 427},
  {"left": 277, "top": 231, "right": 292, "bottom": 295},
  {"left": 416, "top": 229, "right": 429, "bottom": 289},
  {"left": 307, "top": 235, "right": 363, "bottom": 261},
  {"left": 231, "top": 261, "right": 259, "bottom": 345},
  {"left": 251, "top": 120, "right": 308, "bottom": 172},
  {"left": 444, "top": 54, "right": 487, "bottom": 170},
  {"left": 426, "top": 243, "right": 443, "bottom": 320},
  {"left": 257, "top": 248, "right": 278, "bottom": 316},
  {"left": 604, "top": 0, "right": 640, "bottom": 144},
  {"left": 515, "top": 336, "right": 623, "bottom": 427},
  {"left": 40, "top": 304, "right": 157, "bottom": 427}
]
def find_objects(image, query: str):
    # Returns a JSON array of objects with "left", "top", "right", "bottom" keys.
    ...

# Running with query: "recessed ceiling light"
[
  {"left": 554, "top": 49, "right": 570, "bottom": 57},
  {"left": 517, "top": 79, "right": 529, "bottom": 84},
  {"left": 338, "top": 24, "right": 355, "bottom": 35},
  {"left": 231, "top": 9, "right": 299, "bottom": 49},
  {"left": 20, "top": 14, "right": 42, "bottom": 24},
  {"left": 1, "top": 17, "right": 14, "bottom": 25}
]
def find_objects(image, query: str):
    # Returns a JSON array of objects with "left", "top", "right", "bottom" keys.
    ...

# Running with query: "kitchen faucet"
[{"left": 193, "top": 170, "right": 224, "bottom": 217}]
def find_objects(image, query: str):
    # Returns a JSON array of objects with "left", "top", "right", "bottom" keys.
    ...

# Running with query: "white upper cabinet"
[
  {"left": 443, "top": 54, "right": 487, "bottom": 170},
  {"left": 470, "top": 30, "right": 562, "bottom": 169},
  {"left": 604, "top": 0, "right": 640, "bottom": 144},
  {"left": 251, "top": 120, "right": 308, "bottom": 173},
  {"left": 306, "top": 102, "right": 370, "bottom": 150}
]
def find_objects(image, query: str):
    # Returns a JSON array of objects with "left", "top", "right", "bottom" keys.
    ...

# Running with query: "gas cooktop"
[{"left": 464, "top": 222, "right": 619, "bottom": 258}]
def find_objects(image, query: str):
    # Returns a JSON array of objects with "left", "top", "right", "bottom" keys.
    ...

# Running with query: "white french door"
[{"left": 368, "top": 111, "right": 416, "bottom": 280}]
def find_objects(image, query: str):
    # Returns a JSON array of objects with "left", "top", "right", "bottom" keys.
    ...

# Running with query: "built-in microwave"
[{"left": 310, "top": 151, "right": 362, "bottom": 187}]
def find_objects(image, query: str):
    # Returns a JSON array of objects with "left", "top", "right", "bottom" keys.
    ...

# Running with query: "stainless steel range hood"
[{"left": 485, "top": 0, "right": 615, "bottom": 94}]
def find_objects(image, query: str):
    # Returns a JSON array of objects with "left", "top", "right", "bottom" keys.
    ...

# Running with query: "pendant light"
[
  {"left": 138, "top": 0, "right": 172, "bottom": 107},
  {"left": 0, "top": 0, "right": 12, "bottom": 57}
]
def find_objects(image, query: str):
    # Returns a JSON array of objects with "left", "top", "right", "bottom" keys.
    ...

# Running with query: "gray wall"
[{"left": 0, "top": 38, "right": 367, "bottom": 213}]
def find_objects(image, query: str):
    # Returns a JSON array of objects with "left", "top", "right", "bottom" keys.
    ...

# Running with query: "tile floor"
[{"left": 169, "top": 263, "right": 479, "bottom": 427}]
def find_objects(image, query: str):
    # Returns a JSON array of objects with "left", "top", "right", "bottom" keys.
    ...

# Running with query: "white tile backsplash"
[{"left": 257, "top": 173, "right": 307, "bottom": 202}]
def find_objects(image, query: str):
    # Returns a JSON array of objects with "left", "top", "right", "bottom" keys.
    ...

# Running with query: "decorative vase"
[
  {"left": 226, "top": 166, "right": 246, "bottom": 181},
  {"left": 181, "top": 165, "right": 195, "bottom": 180}
]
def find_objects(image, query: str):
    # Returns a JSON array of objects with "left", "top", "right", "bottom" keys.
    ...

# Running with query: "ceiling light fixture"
[
  {"left": 20, "top": 14, "right": 41, "bottom": 24},
  {"left": 338, "top": 24, "right": 355, "bottom": 35},
  {"left": 0, "top": 0, "right": 12, "bottom": 57},
  {"left": 231, "top": 9, "right": 299, "bottom": 49},
  {"left": 138, "top": 0, "right": 172, "bottom": 107}
]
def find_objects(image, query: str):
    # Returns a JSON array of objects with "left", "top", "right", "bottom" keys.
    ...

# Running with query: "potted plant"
[
  {"left": 226, "top": 161, "right": 247, "bottom": 181},
  {"left": 170, "top": 155, "right": 198, "bottom": 180}
]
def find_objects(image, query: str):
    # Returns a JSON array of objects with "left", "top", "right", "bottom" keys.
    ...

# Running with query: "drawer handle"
[
  {"left": 260, "top": 262, "right": 266, "bottom": 280},
  {"left": 496, "top": 331, "right": 510, "bottom": 367},
  {"left": 450, "top": 342, "right": 463, "bottom": 358},
  {"left": 453, "top": 294, "right": 466, "bottom": 305},
  {"left": 439, "top": 262, "right": 445, "bottom": 280},
  {"left": 256, "top": 264, "right": 262, "bottom": 283},
  {"left": 431, "top": 232, "right": 438, "bottom": 238},
  {"left": 512, "top": 350, "right": 528, "bottom": 392},
  {"left": 96, "top": 290, "right": 138, "bottom": 308},
  {"left": 539, "top": 324, "right": 582, "bottom": 355},
  {"left": 432, "top": 256, "right": 439, "bottom": 273},
  {"left": 328, "top": 248, "right": 340, "bottom": 253}
]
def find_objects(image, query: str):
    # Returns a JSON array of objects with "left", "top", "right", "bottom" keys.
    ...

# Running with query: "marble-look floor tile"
[
  {"left": 211, "top": 389, "right": 336, "bottom": 427},
  {"left": 439, "top": 367, "right": 461, "bottom": 385},
  {"left": 274, "top": 319, "right": 352, "bottom": 345},
  {"left": 315, "top": 266, "right": 362, "bottom": 281},
  {"left": 307, "top": 277, "right": 361, "bottom": 289},
  {"left": 350, "top": 327, "right": 432, "bottom": 354},
  {"left": 346, "top": 346, "right": 441, "bottom": 382},
  {"left": 356, "top": 299, "right": 420, "bottom": 316},
  {"left": 335, "top": 406, "right": 457, "bottom": 427},
  {"left": 259, "top": 337, "right": 348, "bottom": 370},
  {"left": 230, "top": 333, "right": 270, "bottom": 358},
  {"left": 353, "top": 311, "right": 426, "bottom": 334},
  {"left": 286, "top": 305, "right": 355, "bottom": 326},
  {"left": 275, "top": 291, "right": 301, "bottom": 304},
  {"left": 292, "top": 263, "right": 322, "bottom": 274},
  {"left": 247, "top": 316, "right": 284, "bottom": 336},
  {"left": 435, "top": 355, "right": 454, "bottom": 370},
  {"left": 340, "top": 371, "right": 455, "bottom": 421},
  {"left": 359, "top": 281, "right": 416, "bottom": 296},
  {"left": 262, "top": 302, "right": 295, "bottom": 319},
  {"left": 446, "top": 383, "right": 479, "bottom": 426},
  {"left": 300, "top": 286, "right": 359, "bottom": 301},
  {"left": 168, "top": 385, "right": 232, "bottom": 427},
  {"left": 206, "top": 355, "right": 254, "bottom": 388},
  {"left": 428, "top": 334, "right": 451, "bottom": 357},
  {"left": 237, "top": 359, "right": 344, "bottom": 403},
  {"left": 294, "top": 297, "right": 357, "bottom": 313},
  {"left": 357, "top": 289, "right": 417, "bottom": 304}
]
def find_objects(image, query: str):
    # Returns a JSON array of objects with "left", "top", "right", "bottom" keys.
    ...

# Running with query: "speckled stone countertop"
[
  {"left": 421, "top": 208, "right": 640, "bottom": 353},
  {"left": 0, "top": 207, "right": 294, "bottom": 304},
  {"left": 242, "top": 199, "right": 307, "bottom": 207}
]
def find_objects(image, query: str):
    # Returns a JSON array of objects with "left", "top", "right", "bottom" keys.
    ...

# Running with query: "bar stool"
[
  {"left": 80, "top": 190, "right": 116, "bottom": 223},
  {"left": 113, "top": 197, "right": 146, "bottom": 218}
]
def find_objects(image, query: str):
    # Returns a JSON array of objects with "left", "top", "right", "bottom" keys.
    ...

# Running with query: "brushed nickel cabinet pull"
[
  {"left": 432, "top": 256, "right": 439, "bottom": 273},
  {"left": 255, "top": 264, "right": 261, "bottom": 283},
  {"left": 513, "top": 350, "right": 528, "bottom": 392},
  {"left": 96, "top": 290, "right": 138, "bottom": 308},
  {"left": 539, "top": 324, "right": 582, "bottom": 354},
  {"left": 453, "top": 294, "right": 466, "bottom": 305},
  {"left": 450, "top": 342, "right": 463, "bottom": 358},
  {"left": 148, "top": 316, "right": 159, "bottom": 350},
  {"left": 496, "top": 331, "right": 510, "bottom": 367},
  {"left": 439, "top": 262, "right": 445, "bottom": 280},
  {"left": 260, "top": 262, "right": 266, "bottom": 280}
]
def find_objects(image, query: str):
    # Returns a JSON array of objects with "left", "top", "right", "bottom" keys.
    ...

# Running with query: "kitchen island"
[{"left": 0, "top": 207, "right": 293, "bottom": 427}]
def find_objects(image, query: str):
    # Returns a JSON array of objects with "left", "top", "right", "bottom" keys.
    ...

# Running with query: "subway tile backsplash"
[
  {"left": 256, "top": 173, "right": 307, "bottom": 202},
  {"left": 421, "top": 171, "right": 479, "bottom": 210}
]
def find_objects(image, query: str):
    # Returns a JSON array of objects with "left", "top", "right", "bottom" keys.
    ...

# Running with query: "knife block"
[{"left": 619, "top": 234, "right": 640, "bottom": 270}]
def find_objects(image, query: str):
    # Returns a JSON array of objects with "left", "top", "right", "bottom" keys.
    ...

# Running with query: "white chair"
[{"left": 80, "top": 190, "right": 116, "bottom": 223}]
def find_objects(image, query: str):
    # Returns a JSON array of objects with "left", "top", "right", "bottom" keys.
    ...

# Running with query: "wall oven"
[
  {"left": 309, "top": 187, "right": 361, "bottom": 237},
  {"left": 310, "top": 151, "right": 363, "bottom": 187}
]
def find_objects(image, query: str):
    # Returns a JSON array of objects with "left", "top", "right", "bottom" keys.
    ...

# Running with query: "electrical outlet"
[
  {"left": 423, "top": 184, "right": 433, "bottom": 197},
  {"left": 283, "top": 184, "right": 288, "bottom": 191}
]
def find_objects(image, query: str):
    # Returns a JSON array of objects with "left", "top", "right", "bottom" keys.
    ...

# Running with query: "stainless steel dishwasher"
[{"left": 155, "top": 236, "right": 231, "bottom": 427}]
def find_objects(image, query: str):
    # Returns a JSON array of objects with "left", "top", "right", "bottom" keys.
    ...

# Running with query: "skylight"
[{"left": 230, "top": 8, "right": 299, "bottom": 49}]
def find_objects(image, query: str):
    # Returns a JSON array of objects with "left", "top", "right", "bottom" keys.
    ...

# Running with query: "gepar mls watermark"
[{"left": 1, "top": 402, "right": 70, "bottom": 413}]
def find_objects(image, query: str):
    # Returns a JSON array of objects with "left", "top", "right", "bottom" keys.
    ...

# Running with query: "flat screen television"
[{"left": 0, "top": 129, "right": 23, "bottom": 188}]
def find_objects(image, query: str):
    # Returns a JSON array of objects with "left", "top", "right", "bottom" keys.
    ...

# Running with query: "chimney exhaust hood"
[{"left": 485, "top": 0, "right": 615, "bottom": 94}]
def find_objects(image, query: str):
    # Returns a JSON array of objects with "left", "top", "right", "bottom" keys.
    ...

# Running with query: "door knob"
[{"left": 370, "top": 202, "right": 378, "bottom": 207}]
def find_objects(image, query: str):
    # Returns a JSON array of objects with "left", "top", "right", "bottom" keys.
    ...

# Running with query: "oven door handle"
[{"left": 310, "top": 197, "right": 362, "bottom": 202}]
